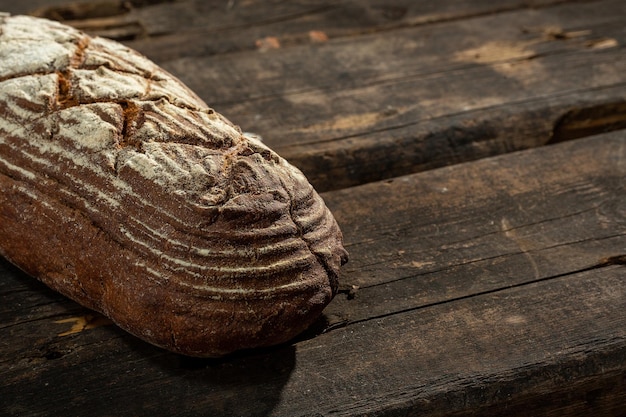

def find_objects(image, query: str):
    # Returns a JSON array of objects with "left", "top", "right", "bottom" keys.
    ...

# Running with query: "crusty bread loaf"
[{"left": 0, "top": 14, "right": 347, "bottom": 357}]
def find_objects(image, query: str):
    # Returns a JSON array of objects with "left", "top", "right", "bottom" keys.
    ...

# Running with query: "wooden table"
[{"left": 1, "top": 1, "right": 625, "bottom": 416}]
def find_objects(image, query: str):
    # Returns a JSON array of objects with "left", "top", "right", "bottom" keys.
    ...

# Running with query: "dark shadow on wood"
[
  {"left": 130, "top": 340, "right": 297, "bottom": 417},
  {"left": 1, "top": 255, "right": 297, "bottom": 417}
]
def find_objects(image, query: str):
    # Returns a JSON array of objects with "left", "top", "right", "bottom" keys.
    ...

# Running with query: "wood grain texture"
[
  {"left": 1, "top": 133, "right": 624, "bottom": 416},
  {"left": 194, "top": 0, "right": 626, "bottom": 190},
  {"left": 20, "top": 0, "right": 585, "bottom": 47},
  {"left": 5, "top": 0, "right": 626, "bottom": 191},
  {"left": 323, "top": 135, "right": 625, "bottom": 325},
  {"left": 1, "top": 0, "right": 625, "bottom": 415}
]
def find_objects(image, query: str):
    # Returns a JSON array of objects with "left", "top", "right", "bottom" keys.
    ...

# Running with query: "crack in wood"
[
  {"left": 549, "top": 101, "right": 626, "bottom": 143},
  {"left": 327, "top": 260, "right": 626, "bottom": 333},
  {"left": 597, "top": 254, "right": 626, "bottom": 266},
  {"left": 350, "top": 232, "right": 626, "bottom": 292}
]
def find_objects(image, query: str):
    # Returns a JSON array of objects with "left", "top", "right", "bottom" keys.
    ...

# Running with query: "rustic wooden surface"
[{"left": 1, "top": 1, "right": 625, "bottom": 416}]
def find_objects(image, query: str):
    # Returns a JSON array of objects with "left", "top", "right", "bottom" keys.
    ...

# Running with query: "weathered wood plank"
[
  {"left": 13, "top": 0, "right": 585, "bottom": 47},
  {"left": 157, "top": 0, "right": 626, "bottom": 105},
  {"left": 123, "top": 0, "right": 592, "bottom": 57},
  {"left": 189, "top": 0, "right": 624, "bottom": 190},
  {"left": 1, "top": 1, "right": 625, "bottom": 415},
  {"left": 2, "top": 0, "right": 624, "bottom": 191},
  {"left": 328, "top": 133, "right": 625, "bottom": 287},
  {"left": 1, "top": 133, "right": 624, "bottom": 416},
  {"left": 29, "top": 0, "right": 616, "bottom": 191},
  {"left": 273, "top": 73, "right": 626, "bottom": 191},
  {"left": 1, "top": 265, "right": 624, "bottom": 416}
]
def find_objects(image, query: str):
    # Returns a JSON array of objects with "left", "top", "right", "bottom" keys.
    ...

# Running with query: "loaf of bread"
[{"left": 0, "top": 14, "right": 348, "bottom": 357}]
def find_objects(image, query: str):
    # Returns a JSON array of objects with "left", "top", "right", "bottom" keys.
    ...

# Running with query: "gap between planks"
[{"left": 326, "top": 254, "right": 626, "bottom": 333}]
